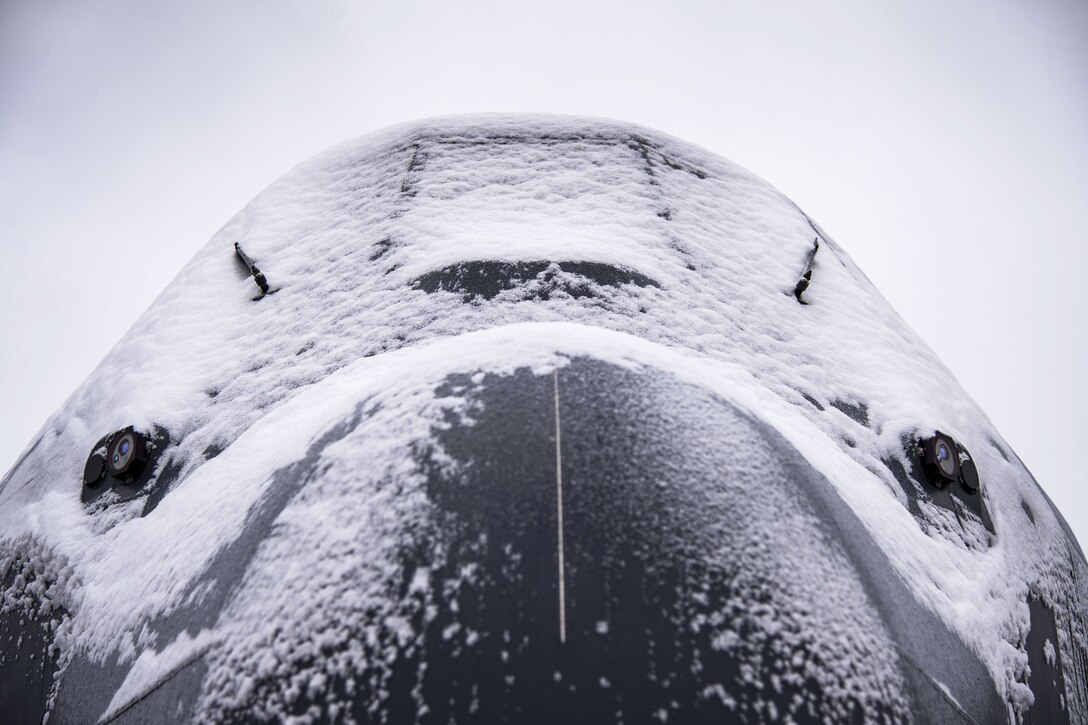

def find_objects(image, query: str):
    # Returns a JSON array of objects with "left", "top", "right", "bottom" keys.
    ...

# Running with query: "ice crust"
[{"left": 0, "top": 115, "right": 1085, "bottom": 722}]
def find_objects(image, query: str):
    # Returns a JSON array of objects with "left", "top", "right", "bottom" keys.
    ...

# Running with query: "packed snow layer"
[{"left": 1, "top": 115, "right": 1085, "bottom": 722}]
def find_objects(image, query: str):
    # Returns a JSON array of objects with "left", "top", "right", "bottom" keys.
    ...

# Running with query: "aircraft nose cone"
[
  {"left": 382, "top": 358, "right": 911, "bottom": 723},
  {"left": 37, "top": 356, "right": 1007, "bottom": 724}
]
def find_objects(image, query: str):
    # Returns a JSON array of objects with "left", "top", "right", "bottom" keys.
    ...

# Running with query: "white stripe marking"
[{"left": 553, "top": 369, "right": 567, "bottom": 644}]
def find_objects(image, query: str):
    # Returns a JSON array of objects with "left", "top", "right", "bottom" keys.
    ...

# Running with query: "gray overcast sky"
[{"left": 1, "top": 0, "right": 1085, "bottom": 546}]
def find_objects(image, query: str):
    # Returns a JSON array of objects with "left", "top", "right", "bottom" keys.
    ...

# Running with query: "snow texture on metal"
[{"left": 1, "top": 115, "right": 1085, "bottom": 724}]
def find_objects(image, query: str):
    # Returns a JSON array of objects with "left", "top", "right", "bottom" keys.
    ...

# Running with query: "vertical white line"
[{"left": 553, "top": 369, "right": 567, "bottom": 644}]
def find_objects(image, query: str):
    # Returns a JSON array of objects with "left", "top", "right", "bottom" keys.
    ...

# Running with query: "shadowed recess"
[
  {"left": 830, "top": 399, "right": 870, "bottom": 428},
  {"left": 410, "top": 261, "right": 661, "bottom": 301}
]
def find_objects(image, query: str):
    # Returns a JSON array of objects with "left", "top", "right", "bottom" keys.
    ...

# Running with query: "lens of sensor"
[
  {"left": 921, "top": 432, "right": 961, "bottom": 486},
  {"left": 936, "top": 443, "right": 957, "bottom": 478},
  {"left": 105, "top": 428, "right": 147, "bottom": 482}
]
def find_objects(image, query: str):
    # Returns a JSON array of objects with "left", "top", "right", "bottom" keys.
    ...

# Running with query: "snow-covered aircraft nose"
[
  {"left": 347, "top": 356, "right": 1005, "bottom": 723},
  {"left": 1, "top": 116, "right": 1085, "bottom": 723}
]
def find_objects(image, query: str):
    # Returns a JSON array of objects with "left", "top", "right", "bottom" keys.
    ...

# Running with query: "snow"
[
  {"left": 1, "top": 114, "right": 1085, "bottom": 722},
  {"left": 100, "top": 628, "right": 219, "bottom": 723}
]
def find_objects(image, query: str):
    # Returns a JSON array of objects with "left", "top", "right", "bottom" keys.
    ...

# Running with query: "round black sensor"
[
  {"left": 921, "top": 431, "right": 961, "bottom": 486},
  {"left": 959, "top": 458, "right": 980, "bottom": 494},
  {"left": 83, "top": 453, "right": 106, "bottom": 488}
]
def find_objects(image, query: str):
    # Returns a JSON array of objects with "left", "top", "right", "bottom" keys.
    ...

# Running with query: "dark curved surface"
[
  {"left": 1024, "top": 597, "right": 1070, "bottom": 725},
  {"left": 2, "top": 359, "right": 1063, "bottom": 723},
  {"left": 211, "top": 359, "right": 1002, "bottom": 722},
  {"left": 0, "top": 566, "right": 61, "bottom": 724}
]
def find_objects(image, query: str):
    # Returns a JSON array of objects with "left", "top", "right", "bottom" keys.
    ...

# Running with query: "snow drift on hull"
[{"left": 1, "top": 115, "right": 1085, "bottom": 724}]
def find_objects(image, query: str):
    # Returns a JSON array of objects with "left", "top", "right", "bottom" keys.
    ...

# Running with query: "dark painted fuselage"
[{"left": 1, "top": 116, "right": 1085, "bottom": 724}]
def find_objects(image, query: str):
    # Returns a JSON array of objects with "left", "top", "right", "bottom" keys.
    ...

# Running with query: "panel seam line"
[{"left": 553, "top": 369, "right": 567, "bottom": 644}]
